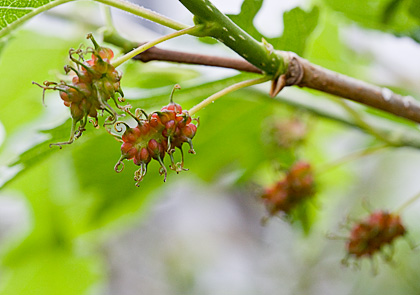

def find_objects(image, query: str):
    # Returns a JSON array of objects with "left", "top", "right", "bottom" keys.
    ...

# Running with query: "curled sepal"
[
  {"left": 186, "top": 138, "right": 196, "bottom": 154},
  {"left": 114, "top": 156, "right": 126, "bottom": 173},
  {"left": 156, "top": 154, "right": 167, "bottom": 182},
  {"left": 168, "top": 149, "right": 187, "bottom": 174},
  {"left": 173, "top": 148, "right": 189, "bottom": 173},
  {"left": 49, "top": 119, "right": 84, "bottom": 149}
]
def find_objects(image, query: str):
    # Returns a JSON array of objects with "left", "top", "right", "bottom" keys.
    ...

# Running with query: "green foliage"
[
  {"left": 0, "top": 0, "right": 420, "bottom": 294},
  {"left": 408, "top": 0, "right": 420, "bottom": 20},
  {"left": 270, "top": 7, "right": 319, "bottom": 55}
]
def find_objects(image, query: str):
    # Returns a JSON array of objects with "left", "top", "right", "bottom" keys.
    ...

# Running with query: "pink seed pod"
[
  {"left": 183, "top": 123, "right": 197, "bottom": 139},
  {"left": 134, "top": 147, "right": 150, "bottom": 165},
  {"left": 138, "top": 122, "right": 151, "bottom": 135},
  {"left": 149, "top": 113, "right": 161, "bottom": 128},
  {"left": 139, "top": 147, "right": 151, "bottom": 163},
  {"left": 148, "top": 139, "right": 160, "bottom": 154}
]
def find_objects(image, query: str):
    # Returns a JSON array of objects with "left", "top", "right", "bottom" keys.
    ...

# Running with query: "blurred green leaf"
[
  {"left": 70, "top": 132, "right": 161, "bottom": 229},
  {"left": 291, "top": 201, "right": 318, "bottom": 235},
  {"left": 122, "top": 61, "right": 200, "bottom": 89},
  {"left": 382, "top": 0, "right": 403, "bottom": 24},
  {"left": 0, "top": 31, "right": 74, "bottom": 135},
  {"left": 408, "top": 0, "right": 420, "bottom": 20},
  {"left": 0, "top": 250, "right": 101, "bottom": 295},
  {"left": 323, "top": 0, "right": 420, "bottom": 42},
  {"left": 1, "top": 152, "right": 103, "bottom": 295},
  {"left": 304, "top": 10, "right": 370, "bottom": 76}
]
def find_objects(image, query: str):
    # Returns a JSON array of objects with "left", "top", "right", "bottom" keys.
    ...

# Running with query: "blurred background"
[{"left": 1, "top": 0, "right": 420, "bottom": 294}]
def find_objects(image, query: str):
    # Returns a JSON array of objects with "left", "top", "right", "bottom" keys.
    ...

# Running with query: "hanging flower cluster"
[
  {"left": 262, "top": 161, "right": 315, "bottom": 216},
  {"left": 345, "top": 210, "right": 406, "bottom": 260},
  {"left": 34, "top": 35, "right": 199, "bottom": 186},
  {"left": 114, "top": 85, "right": 198, "bottom": 186},
  {"left": 33, "top": 33, "right": 123, "bottom": 147}
]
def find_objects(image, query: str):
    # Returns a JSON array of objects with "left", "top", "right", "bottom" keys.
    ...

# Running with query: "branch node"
[{"left": 285, "top": 52, "right": 304, "bottom": 86}]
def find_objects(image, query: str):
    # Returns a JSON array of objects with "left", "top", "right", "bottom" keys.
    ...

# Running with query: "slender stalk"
[
  {"left": 189, "top": 76, "right": 270, "bottom": 115},
  {"left": 94, "top": 0, "right": 188, "bottom": 30},
  {"left": 395, "top": 191, "right": 420, "bottom": 214},
  {"left": 330, "top": 97, "right": 394, "bottom": 144},
  {"left": 111, "top": 25, "right": 204, "bottom": 68},
  {"left": 316, "top": 144, "right": 390, "bottom": 175}
]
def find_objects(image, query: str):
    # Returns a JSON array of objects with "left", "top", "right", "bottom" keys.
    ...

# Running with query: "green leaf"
[
  {"left": 228, "top": 2, "right": 319, "bottom": 56},
  {"left": 408, "top": 0, "right": 420, "bottom": 20},
  {"left": 0, "top": 0, "right": 74, "bottom": 39},
  {"left": 227, "top": 0, "right": 264, "bottom": 40},
  {"left": 268, "top": 6, "right": 319, "bottom": 56},
  {"left": 0, "top": 30, "right": 74, "bottom": 135},
  {"left": 70, "top": 132, "right": 161, "bottom": 229}
]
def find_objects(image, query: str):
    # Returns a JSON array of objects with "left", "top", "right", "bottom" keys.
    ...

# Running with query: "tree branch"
[
  {"left": 132, "top": 46, "right": 420, "bottom": 125},
  {"left": 132, "top": 46, "right": 262, "bottom": 73},
  {"left": 291, "top": 56, "right": 420, "bottom": 124}
]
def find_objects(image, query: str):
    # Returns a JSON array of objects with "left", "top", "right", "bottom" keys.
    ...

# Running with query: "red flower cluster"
[
  {"left": 114, "top": 86, "right": 198, "bottom": 186},
  {"left": 262, "top": 161, "right": 315, "bottom": 216},
  {"left": 346, "top": 211, "right": 406, "bottom": 259},
  {"left": 34, "top": 33, "right": 123, "bottom": 147}
]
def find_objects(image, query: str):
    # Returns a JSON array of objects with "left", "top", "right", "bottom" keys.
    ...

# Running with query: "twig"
[
  {"left": 132, "top": 46, "right": 262, "bottom": 73},
  {"left": 188, "top": 76, "right": 270, "bottom": 115},
  {"left": 293, "top": 56, "right": 420, "bottom": 124},
  {"left": 316, "top": 144, "right": 390, "bottom": 175},
  {"left": 112, "top": 25, "right": 203, "bottom": 67},
  {"left": 130, "top": 46, "right": 420, "bottom": 125}
]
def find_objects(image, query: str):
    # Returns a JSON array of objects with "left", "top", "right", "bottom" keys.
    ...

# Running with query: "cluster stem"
[
  {"left": 395, "top": 191, "right": 420, "bottom": 214},
  {"left": 188, "top": 76, "right": 271, "bottom": 116},
  {"left": 316, "top": 144, "right": 390, "bottom": 175},
  {"left": 111, "top": 25, "right": 204, "bottom": 68}
]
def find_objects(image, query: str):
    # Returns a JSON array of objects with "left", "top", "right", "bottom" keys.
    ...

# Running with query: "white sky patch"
[{"left": 211, "top": 0, "right": 243, "bottom": 14}]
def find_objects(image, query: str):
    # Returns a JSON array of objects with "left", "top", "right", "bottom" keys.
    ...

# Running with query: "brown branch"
[
  {"left": 133, "top": 46, "right": 262, "bottom": 74},
  {"left": 133, "top": 46, "right": 420, "bottom": 124},
  {"left": 290, "top": 55, "right": 420, "bottom": 124}
]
